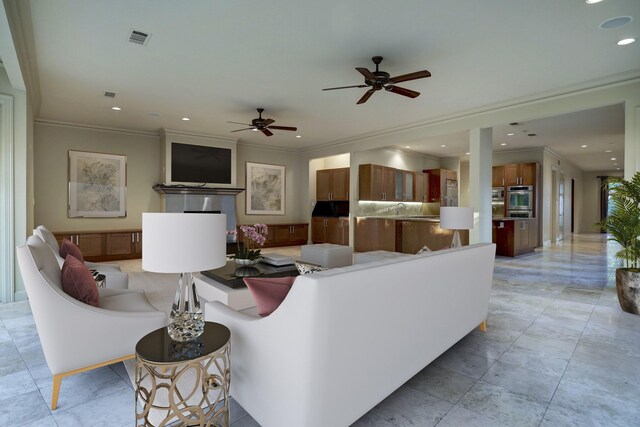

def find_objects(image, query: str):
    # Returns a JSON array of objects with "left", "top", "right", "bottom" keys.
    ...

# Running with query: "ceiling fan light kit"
[
  {"left": 323, "top": 56, "right": 431, "bottom": 104},
  {"left": 228, "top": 108, "right": 298, "bottom": 137}
]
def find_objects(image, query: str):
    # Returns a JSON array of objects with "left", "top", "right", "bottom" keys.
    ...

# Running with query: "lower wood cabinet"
[
  {"left": 492, "top": 219, "right": 537, "bottom": 257},
  {"left": 354, "top": 218, "right": 397, "bottom": 252},
  {"left": 312, "top": 217, "right": 349, "bottom": 245},
  {"left": 400, "top": 220, "right": 467, "bottom": 253},
  {"left": 54, "top": 230, "right": 142, "bottom": 262},
  {"left": 238, "top": 223, "right": 309, "bottom": 248}
]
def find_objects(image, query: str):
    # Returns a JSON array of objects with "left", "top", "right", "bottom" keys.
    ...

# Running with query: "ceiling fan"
[
  {"left": 322, "top": 56, "right": 431, "bottom": 104},
  {"left": 228, "top": 108, "right": 298, "bottom": 137}
]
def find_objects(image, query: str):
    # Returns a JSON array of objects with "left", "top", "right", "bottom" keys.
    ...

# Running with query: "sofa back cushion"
[
  {"left": 244, "top": 276, "right": 296, "bottom": 316},
  {"left": 59, "top": 238, "right": 85, "bottom": 263},
  {"left": 61, "top": 255, "right": 99, "bottom": 307}
]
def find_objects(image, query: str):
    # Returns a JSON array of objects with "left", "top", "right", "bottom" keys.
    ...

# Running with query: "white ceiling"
[{"left": 22, "top": 0, "right": 640, "bottom": 170}]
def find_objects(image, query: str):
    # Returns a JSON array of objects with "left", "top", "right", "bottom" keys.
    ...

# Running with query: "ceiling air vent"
[
  {"left": 103, "top": 91, "right": 116, "bottom": 98},
  {"left": 128, "top": 30, "right": 150, "bottom": 45}
]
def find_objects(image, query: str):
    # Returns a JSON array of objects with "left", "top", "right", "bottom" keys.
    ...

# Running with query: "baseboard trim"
[{"left": 14, "top": 290, "right": 27, "bottom": 301}]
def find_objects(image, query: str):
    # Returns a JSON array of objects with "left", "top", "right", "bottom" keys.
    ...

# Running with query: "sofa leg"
[
  {"left": 479, "top": 320, "right": 487, "bottom": 332},
  {"left": 51, "top": 374, "right": 62, "bottom": 410}
]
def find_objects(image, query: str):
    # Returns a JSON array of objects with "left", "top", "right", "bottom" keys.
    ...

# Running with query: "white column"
[{"left": 469, "top": 127, "right": 493, "bottom": 244}]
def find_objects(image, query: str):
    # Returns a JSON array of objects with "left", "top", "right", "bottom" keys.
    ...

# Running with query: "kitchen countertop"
[
  {"left": 357, "top": 216, "right": 441, "bottom": 222},
  {"left": 492, "top": 217, "right": 537, "bottom": 221}
]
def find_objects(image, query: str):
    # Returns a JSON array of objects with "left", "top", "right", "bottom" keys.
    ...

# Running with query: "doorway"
[{"left": 558, "top": 172, "right": 565, "bottom": 242}]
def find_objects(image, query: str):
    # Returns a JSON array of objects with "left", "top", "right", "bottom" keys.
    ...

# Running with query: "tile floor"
[{"left": 2, "top": 234, "right": 639, "bottom": 426}]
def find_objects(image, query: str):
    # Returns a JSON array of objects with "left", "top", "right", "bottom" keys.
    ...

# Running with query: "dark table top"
[
  {"left": 136, "top": 322, "right": 230, "bottom": 364},
  {"left": 200, "top": 260, "right": 299, "bottom": 289}
]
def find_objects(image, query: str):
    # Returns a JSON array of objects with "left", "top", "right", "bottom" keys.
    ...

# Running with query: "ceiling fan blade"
[
  {"left": 357, "top": 88, "right": 376, "bottom": 105},
  {"left": 268, "top": 125, "right": 297, "bottom": 131},
  {"left": 231, "top": 127, "right": 255, "bottom": 132},
  {"left": 322, "top": 84, "right": 369, "bottom": 91},
  {"left": 262, "top": 118, "right": 275, "bottom": 126},
  {"left": 356, "top": 67, "right": 377, "bottom": 81},
  {"left": 227, "top": 121, "right": 252, "bottom": 126},
  {"left": 388, "top": 70, "right": 431, "bottom": 84},
  {"left": 261, "top": 128, "right": 273, "bottom": 137},
  {"left": 385, "top": 85, "right": 420, "bottom": 98}
]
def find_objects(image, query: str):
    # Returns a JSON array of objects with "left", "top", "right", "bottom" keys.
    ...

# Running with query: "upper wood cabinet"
[
  {"left": 424, "top": 169, "right": 457, "bottom": 206},
  {"left": 504, "top": 163, "right": 536, "bottom": 186},
  {"left": 414, "top": 173, "right": 429, "bottom": 203},
  {"left": 492, "top": 166, "right": 505, "bottom": 187},
  {"left": 359, "top": 164, "right": 416, "bottom": 201},
  {"left": 317, "top": 167, "right": 350, "bottom": 201}
]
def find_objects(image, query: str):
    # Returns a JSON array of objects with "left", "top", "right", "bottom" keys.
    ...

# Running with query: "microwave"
[{"left": 492, "top": 187, "right": 505, "bottom": 202}]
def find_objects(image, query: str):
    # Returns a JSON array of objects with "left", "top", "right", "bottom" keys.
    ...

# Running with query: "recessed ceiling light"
[
  {"left": 500, "top": 143, "right": 507, "bottom": 146},
  {"left": 611, "top": 157, "right": 617, "bottom": 160},
  {"left": 507, "top": 133, "right": 514, "bottom": 136},
  {"left": 440, "top": 144, "right": 446, "bottom": 148},
  {"left": 405, "top": 145, "right": 410, "bottom": 148},
  {"left": 586, "top": 0, "right": 604, "bottom": 4},
  {"left": 605, "top": 149, "right": 612, "bottom": 153},
  {"left": 600, "top": 16, "right": 633, "bottom": 30},
  {"left": 251, "top": 128, "right": 259, "bottom": 132},
  {"left": 181, "top": 117, "right": 190, "bottom": 121},
  {"left": 617, "top": 38, "right": 636, "bottom": 46},
  {"left": 617, "top": 168, "right": 621, "bottom": 170},
  {"left": 581, "top": 145, "right": 588, "bottom": 148},
  {"left": 111, "top": 106, "right": 122, "bottom": 111},
  {"left": 465, "top": 152, "right": 470, "bottom": 155},
  {"left": 509, "top": 122, "right": 520, "bottom": 126},
  {"left": 148, "top": 112, "right": 160, "bottom": 118},
  {"left": 296, "top": 135, "right": 302, "bottom": 139}
]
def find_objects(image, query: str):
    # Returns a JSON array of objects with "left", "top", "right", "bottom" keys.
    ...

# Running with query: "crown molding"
[
  {"left": 160, "top": 128, "right": 237, "bottom": 142},
  {"left": 35, "top": 119, "right": 159, "bottom": 137}
]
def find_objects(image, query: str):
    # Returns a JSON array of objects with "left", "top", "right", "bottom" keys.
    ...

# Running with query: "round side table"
[{"left": 135, "top": 322, "right": 231, "bottom": 426}]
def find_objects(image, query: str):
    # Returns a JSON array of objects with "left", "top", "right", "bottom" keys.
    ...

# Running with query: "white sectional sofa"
[{"left": 205, "top": 242, "right": 496, "bottom": 427}]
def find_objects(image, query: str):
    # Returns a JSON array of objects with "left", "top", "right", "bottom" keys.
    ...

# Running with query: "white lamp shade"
[
  {"left": 142, "top": 213, "right": 227, "bottom": 273},
  {"left": 440, "top": 207, "right": 474, "bottom": 230}
]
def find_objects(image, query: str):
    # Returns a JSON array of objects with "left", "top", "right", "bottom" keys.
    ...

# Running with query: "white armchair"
[
  {"left": 34, "top": 225, "right": 128, "bottom": 289},
  {"left": 16, "top": 235, "right": 168, "bottom": 410}
]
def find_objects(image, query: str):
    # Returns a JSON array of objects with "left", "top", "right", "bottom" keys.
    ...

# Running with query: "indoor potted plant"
[
  {"left": 230, "top": 224, "right": 269, "bottom": 266},
  {"left": 599, "top": 172, "right": 640, "bottom": 314}
]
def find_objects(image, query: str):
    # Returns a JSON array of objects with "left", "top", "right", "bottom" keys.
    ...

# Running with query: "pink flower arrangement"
[{"left": 232, "top": 224, "right": 269, "bottom": 260}]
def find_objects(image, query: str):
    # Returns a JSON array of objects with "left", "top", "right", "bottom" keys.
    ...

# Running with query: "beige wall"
[
  {"left": 34, "top": 122, "right": 162, "bottom": 231},
  {"left": 581, "top": 170, "right": 624, "bottom": 234}
]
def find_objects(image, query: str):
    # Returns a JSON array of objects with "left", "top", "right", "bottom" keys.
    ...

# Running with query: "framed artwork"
[
  {"left": 246, "top": 162, "right": 285, "bottom": 215},
  {"left": 68, "top": 150, "right": 127, "bottom": 217}
]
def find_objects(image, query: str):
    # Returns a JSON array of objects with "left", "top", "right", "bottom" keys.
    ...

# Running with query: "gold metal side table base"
[{"left": 135, "top": 336, "right": 231, "bottom": 426}]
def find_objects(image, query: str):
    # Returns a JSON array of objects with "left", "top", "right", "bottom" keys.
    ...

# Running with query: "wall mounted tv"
[{"left": 171, "top": 142, "right": 232, "bottom": 184}]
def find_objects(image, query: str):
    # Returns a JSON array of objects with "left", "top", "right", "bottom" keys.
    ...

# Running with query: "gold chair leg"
[
  {"left": 51, "top": 374, "right": 62, "bottom": 410},
  {"left": 479, "top": 320, "right": 487, "bottom": 332}
]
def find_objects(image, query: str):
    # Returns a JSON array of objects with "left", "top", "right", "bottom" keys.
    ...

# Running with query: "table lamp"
[
  {"left": 440, "top": 207, "right": 474, "bottom": 248},
  {"left": 142, "top": 213, "right": 226, "bottom": 341}
]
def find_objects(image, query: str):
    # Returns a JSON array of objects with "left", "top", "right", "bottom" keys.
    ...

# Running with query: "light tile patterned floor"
[{"left": 2, "top": 234, "right": 639, "bottom": 426}]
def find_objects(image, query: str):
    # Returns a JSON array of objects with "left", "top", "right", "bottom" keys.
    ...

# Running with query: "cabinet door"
[
  {"left": 133, "top": 231, "right": 143, "bottom": 255},
  {"left": 274, "top": 225, "right": 292, "bottom": 243},
  {"left": 403, "top": 171, "right": 414, "bottom": 201},
  {"left": 316, "top": 170, "right": 332, "bottom": 200},
  {"left": 340, "top": 218, "right": 349, "bottom": 245},
  {"left": 520, "top": 163, "right": 536, "bottom": 186},
  {"left": 354, "top": 218, "right": 396, "bottom": 252},
  {"left": 426, "top": 170, "right": 441, "bottom": 203},
  {"left": 76, "top": 233, "right": 104, "bottom": 257},
  {"left": 106, "top": 232, "right": 134, "bottom": 256},
  {"left": 492, "top": 166, "right": 505, "bottom": 187},
  {"left": 312, "top": 218, "right": 326, "bottom": 243},
  {"left": 383, "top": 167, "right": 396, "bottom": 201},
  {"left": 331, "top": 168, "right": 350, "bottom": 200},
  {"left": 325, "top": 218, "right": 342, "bottom": 244},
  {"left": 291, "top": 224, "right": 308, "bottom": 243},
  {"left": 359, "top": 164, "right": 385, "bottom": 201},
  {"left": 504, "top": 164, "right": 519, "bottom": 186}
]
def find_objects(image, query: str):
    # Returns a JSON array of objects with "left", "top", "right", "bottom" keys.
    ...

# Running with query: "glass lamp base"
[{"left": 168, "top": 272, "right": 204, "bottom": 342}]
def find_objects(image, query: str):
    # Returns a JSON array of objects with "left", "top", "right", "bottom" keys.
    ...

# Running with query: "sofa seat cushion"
[
  {"left": 61, "top": 255, "right": 99, "bottom": 307},
  {"left": 99, "top": 290, "right": 160, "bottom": 312},
  {"left": 59, "top": 238, "right": 85, "bottom": 262},
  {"left": 244, "top": 277, "right": 297, "bottom": 317}
]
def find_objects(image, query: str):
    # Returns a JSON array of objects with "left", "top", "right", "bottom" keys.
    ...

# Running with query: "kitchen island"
[
  {"left": 492, "top": 218, "right": 538, "bottom": 257},
  {"left": 354, "top": 216, "right": 468, "bottom": 253}
]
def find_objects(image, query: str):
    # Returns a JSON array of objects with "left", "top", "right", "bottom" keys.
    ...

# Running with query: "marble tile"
[
  {"left": 431, "top": 346, "right": 497, "bottom": 380},
  {"left": 351, "top": 412, "right": 397, "bottom": 427},
  {"left": 510, "top": 333, "right": 577, "bottom": 361},
  {"left": 0, "top": 352, "right": 27, "bottom": 377},
  {"left": 231, "top": 414, "right": 262, "bottom": 427},
  {"left": 541, "top": 299, "right": 595, "bottom": 322},
  {"left": 458, "top": 381, "right": 547, "bottom": 427},
  {"left": 53, "top": 387, "right": 134, "bottom": 427},
  {"left": 0, "top": 340, "right": 19, "bottom": 359},
  {"left": 479, "top": 360, "right": 561, "bottom": 403},
  {"left": 109, "top": 362, "right": 133, "bottom": 389},
  {"left": 20, "top": 415, "right": 58, "bottom": 427},
  {"left": 436, "top": 405, "right": 511, "bottom": 427},
  {"left": 497, "top": 347, "right": 570, "bottom": 378},
  {"left": 229, "top": 395, "right": 250, "bottom": 423},
  {"left": 406, "top": 364, "right": 476, "bottom": 403},
  {"left": 370, "top": 386, "right": 453, "bottom": 427},
  {"left": 556, "top": 287, "right": 602, "bottom": 304},
  {"left": 0, "top": 369, "right": 39, "bottom": 401},
  {"left": 0, "top": 389, "right": 50, "bottom": 426},
  {"left": 18, "top": 344, "right": 47, "bottom": 370},
  {"left": 0, "top": 301, "right": 32, "bottom": 320}
]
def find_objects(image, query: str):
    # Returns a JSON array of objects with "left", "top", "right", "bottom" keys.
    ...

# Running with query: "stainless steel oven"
[
  {"left": 507, "top": 185, "right": 533, "bottom": 211},
  {"left": 492, "top": 187, "right": 505, "bottom": 218},
  {"left": 507, "top": 210, "right": 533, "bottom": 218},
  {"left": 492, "top": 187, "right": 505, "bottom": 202}
]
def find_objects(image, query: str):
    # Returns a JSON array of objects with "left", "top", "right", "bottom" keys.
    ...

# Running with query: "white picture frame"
[
  {"left": 245, "top": 162, "right": 285, "bottom": 215},
  {"left": 68, "top": 150, "right": 127, "bottom": 217}
]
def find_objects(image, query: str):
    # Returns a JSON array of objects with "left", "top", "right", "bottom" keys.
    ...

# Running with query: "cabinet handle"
[
  {"left": 132, "top": 234, "right": 135, "bottom": 243},
  {"left": 137, "top": 233, "right": 140, "bottom": 243},
  {"left": 502, "top": 178, "right": 504, "bottom": 186}
]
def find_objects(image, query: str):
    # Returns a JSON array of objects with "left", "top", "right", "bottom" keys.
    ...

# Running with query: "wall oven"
[{"left": 507, "top": 185, "right": 533, "bottom": 211}]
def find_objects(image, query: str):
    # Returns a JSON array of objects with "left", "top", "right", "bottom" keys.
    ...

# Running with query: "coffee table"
[{"left": 194, "top": 260, "right": 298, "bottom": 311}]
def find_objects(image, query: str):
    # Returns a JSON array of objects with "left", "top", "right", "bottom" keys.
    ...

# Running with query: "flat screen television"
[{"left": 171, "top": 142, "right": 232, "bottom": 184}]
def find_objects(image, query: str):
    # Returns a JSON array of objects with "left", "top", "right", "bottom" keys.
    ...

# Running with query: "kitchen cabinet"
[
  {"left": 492, "top": 219, "right": 537, "bottom": 257},
  {"left": 317, "top": 167, "right": 350, "bottom": 201},
  {"left": 492, "top": 166, "right": 505, "bottom": 187},
  {"left": 312, "top": 217, "right": 349, "bottom": 245},
  {"left": 239, "top": 223, "right": 309, "bottom": 248},
  {"left": 54, "top": 230, "right": 142, "bottom": 261},
  {"left": 354, "top": 218, "right": 397, "bottom": 252},
  {"left": 414, "top": 173, "right": 429, "bottom": 202},
  {"left": 399, "top": 220, "right": 466, "bottom": 253},
  {"left": 359, "top": 164, "right": 395, "bottom": 201},
  {"left": 424, "top": 169, "right": 458, "bottom": 206},
  {"left": 504, "top": 163, "right": 536, "bottom": 186}
]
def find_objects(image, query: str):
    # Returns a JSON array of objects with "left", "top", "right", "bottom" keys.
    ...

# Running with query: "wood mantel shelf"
[{"left": 153, "top": 184, "right": 245, "bottom": 196}]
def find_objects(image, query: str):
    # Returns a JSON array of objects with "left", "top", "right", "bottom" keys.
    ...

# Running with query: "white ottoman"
[{"left": 300, "top": 244, "right": 353, "bottom": 268}]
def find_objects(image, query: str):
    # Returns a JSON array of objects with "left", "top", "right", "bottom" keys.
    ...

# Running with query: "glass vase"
[{"left": 167, "top": 272, "right": 204, "bottom": 342}]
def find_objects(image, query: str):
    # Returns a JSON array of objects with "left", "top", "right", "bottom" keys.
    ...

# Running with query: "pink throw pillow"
[
  {"left": 61, "top": 255, "right": 99, "bottom": 307},
  {"left": 243, "top": 276, "right": 296, "bottom": 317},
  {"left": 59, "top": 238, "right": 85, "bottom": 263}
]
